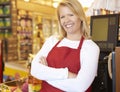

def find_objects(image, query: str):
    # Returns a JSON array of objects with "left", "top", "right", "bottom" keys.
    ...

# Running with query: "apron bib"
[{"left": 40, "top": 37, "right": 91, "bottom": 92}]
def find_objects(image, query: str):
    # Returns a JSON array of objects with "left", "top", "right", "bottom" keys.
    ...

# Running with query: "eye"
[
  {"left": 69, "top": 14, "right": 74, "bottom": 16},
  {"left": 60, "top": 15, "right": 65, "bottom": 19}
]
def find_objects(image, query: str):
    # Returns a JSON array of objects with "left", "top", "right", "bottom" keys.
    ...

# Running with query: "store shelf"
[
  {"left": 17, "top": 11, "right": 33, "bottom": 60},
  {"left": 0, "top": 1, "right": 10, "bottom": 6},
  {"left": 0, "top": 0, "right": 11, "bottom": 36},
  {"left": 0, "top": 14, "right": 11, "bottom": 17},
  {"left": 0, "top": 26, "right": 11, "bottom": 30},
  {"left": 1, "top": 0, "right": 19, "bottom": 62}
]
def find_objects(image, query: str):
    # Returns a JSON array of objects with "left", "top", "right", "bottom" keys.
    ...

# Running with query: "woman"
[{"left": 31, "top": 0, "right": 100, "bottom": 92}]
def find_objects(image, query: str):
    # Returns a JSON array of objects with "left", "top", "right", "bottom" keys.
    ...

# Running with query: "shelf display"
[
  {"left": 42, "top": 18, "right": 52, "bottom": 39},
  {"left": 32, "top": 15, "right": 44, "bottom": 54},
  {"left": 32, "top": 15, "right": 59, "bottom": 54},
  {"left": 0, "top": 0, "right": 11, "bottom": 38},
  {"left": 3, "top": 37, "right": 18, "bottom": 62},
  {"left": 17, "top": 9, "right": 33, "bottom": 60},
  {"left": 0, "top": 0, "right": 18, "bottom": 62},
  {"left": 42, "top": 18, "right": 59, "bottom": 40}
]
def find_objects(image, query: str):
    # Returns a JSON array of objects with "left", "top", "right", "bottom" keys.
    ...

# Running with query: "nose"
[{"left": 64, "top": 16, "right": 70, "bottom": 23}]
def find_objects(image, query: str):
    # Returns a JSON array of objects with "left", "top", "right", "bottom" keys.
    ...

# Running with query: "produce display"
[{"left": 0, "top": 84, "right": 11, "bottom": 92}]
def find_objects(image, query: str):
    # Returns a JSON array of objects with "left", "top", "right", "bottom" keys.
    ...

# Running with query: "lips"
[{"left": 65, "top": 23, "right": 73, "bottom": 28}]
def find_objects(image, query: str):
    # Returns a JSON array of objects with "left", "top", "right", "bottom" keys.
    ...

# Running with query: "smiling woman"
[{"left": 30, "top": 0, "right": 100, "bottom": 92}]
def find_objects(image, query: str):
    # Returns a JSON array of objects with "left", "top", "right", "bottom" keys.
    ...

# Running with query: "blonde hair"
[{"left": 57, "top": 0, "right": 91, "bottom": 39}]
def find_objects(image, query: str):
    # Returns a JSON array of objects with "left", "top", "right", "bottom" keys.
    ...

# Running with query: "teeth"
[{"left": 66, "top": 24, "right": 72, "bottom": 28}]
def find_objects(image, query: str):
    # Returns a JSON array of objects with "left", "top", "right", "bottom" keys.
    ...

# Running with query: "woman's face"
[{"left": 59, "top": 6, "right": 82, "bottom": 37}]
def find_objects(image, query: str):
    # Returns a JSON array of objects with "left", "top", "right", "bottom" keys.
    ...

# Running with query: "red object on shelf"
[{"left": 0, "top": 40, "right": 3, "bottom": 83}]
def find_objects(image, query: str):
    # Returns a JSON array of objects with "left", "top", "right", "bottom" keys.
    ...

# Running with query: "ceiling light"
[
  {"left": 24, "top": 0, "right": 30, "bottom": 2},
  {"left": 53, "top": 1, "right": 59, "bottom": 8}
]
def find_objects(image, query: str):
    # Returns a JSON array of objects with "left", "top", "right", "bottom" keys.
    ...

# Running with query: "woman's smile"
[{"left": 65, "top": 23, "right": 74, "bottom": 28}]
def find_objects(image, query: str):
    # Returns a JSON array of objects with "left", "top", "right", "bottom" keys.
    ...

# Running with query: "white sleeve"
[
  {"left": 47, "top": 41, "right": 100, "bottom": 92},
  {"left": 30, "top": 36, "right": 68, "bottom": 81}
]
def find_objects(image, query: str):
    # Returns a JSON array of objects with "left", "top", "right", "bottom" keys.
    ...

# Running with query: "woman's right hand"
[{"left": 39, "top": 56, "right": 48, "bottom": 66}]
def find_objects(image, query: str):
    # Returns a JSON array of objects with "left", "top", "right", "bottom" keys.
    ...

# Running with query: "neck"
[{"left": 66, "top": 34, "right": 82, "bottom": 41}]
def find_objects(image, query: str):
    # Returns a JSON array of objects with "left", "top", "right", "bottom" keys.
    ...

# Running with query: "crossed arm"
[{"left": 39, "top": 56, "right": 77, "bottom": 78}]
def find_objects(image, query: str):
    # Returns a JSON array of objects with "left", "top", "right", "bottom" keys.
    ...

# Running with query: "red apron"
[{"left": 40, "top": 37, "right": 91, "bottom": 92}]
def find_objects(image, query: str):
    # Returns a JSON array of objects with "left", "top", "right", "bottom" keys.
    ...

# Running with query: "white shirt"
[{"left": 31, "top": 35, "right": 100, "bottom": 92}]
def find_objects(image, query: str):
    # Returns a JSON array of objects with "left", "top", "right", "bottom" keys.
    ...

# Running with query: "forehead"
[{"left": 59, "top": 6, "right": 73, "bottom": 14}]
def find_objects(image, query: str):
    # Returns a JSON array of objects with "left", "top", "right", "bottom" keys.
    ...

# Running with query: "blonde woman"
[{"left": 31, "top": 0, "right": 100, "bottom": 92}]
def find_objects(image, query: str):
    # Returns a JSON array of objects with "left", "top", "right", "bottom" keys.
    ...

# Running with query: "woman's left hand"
[{"left": 39, "top": 56, "right": 48, "bottom": 66}]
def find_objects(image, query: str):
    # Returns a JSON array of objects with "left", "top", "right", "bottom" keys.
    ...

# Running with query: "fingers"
[{"left": 39, "top": 56, "right": 48, "bottom": 66}]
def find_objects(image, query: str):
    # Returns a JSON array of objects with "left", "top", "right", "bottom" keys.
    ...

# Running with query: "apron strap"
[{"left": 78, "top": 36, "right": 84, "bottom": 49}]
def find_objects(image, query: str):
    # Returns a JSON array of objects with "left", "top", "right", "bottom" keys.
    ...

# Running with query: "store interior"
[{"left": 0, "top": 0, "right": 120, "bottom": 91}]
